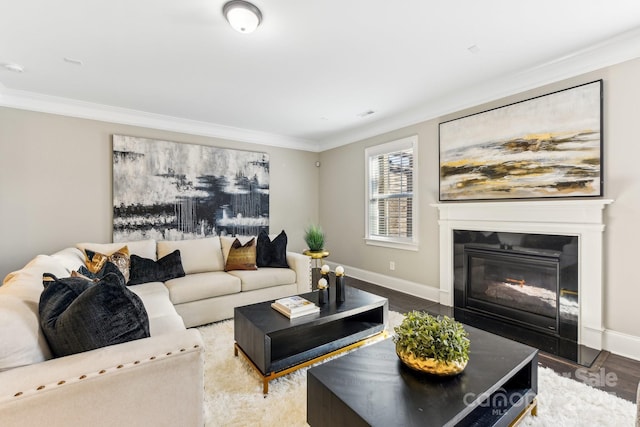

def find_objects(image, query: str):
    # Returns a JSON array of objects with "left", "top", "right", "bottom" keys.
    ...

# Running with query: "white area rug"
[{"left": 198, "top": 312, "right": 636, "bottom": 427}]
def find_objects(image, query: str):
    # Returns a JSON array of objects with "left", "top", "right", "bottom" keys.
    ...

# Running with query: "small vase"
[
  {"left": 321, "top": 273, "right": 330, "bottom": 300},
  {"left": 335, "top": 275, "right": 345, "bottom": 303},
  {"left": 318, "top": 287, "right": 328, "bottom": 305}
]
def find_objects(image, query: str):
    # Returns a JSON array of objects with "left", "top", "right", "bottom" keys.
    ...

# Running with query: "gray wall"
[
  {"left": 319, "top": 57, "right": 640, "bottom": 343},
  {"left": 0, "top": 108, "right": 320, "bottom": 279},
  {"left": 1, "top": 57, "right": 638, "bottom": 354}
]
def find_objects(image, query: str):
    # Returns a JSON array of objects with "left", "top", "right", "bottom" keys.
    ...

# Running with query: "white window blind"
[{"left": 365, "top": 136, "right": 418, "bottom": 250}]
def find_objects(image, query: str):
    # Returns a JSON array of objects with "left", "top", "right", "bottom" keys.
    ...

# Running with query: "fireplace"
[
  {"left": 432, "top": 199, "right": 613, "bottom": 366},
  {"left": 466, "top": 246, "right": 561, "bottom": 325},
  {"left": 453, "top": 231, "right": 581, "bottom": 361}
]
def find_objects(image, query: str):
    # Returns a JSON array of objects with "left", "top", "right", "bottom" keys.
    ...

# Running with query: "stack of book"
[{"left": 271, "top": 295, "right": 320, "bottom": 319}]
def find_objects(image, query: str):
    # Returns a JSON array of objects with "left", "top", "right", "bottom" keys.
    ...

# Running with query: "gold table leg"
[
  {"left": 234, "top": 331, "right": 388, "bottom": 395},
  {"left": 509, "top": 397, "right": 538, "bottom": 426}
]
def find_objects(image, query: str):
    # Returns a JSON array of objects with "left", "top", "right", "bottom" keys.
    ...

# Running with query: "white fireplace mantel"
[{"left": 431, "top": 199, "right": 613, "bottom": 350}]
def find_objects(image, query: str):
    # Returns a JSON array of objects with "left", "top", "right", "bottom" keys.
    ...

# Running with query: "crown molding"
[
  {"left": 0, "top": 89, "right": 320, "bottom": 152},
  {"left": 2, "top": 27, "right": 639, "bottom": 154},
  {"left": 318, "top": 26, "right": 640, "bottom": 151}
]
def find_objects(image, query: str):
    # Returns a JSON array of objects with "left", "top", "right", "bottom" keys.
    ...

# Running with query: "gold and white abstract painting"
[{"left": 439, "top": 81, "right": 602, "bottom": 201}]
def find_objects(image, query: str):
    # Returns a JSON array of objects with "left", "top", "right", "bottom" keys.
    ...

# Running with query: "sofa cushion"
[
  {"left": 77, "top": 239, "right": 157, "bottom": 260},
  {"left": 227, "top": 267, "right": 297, "bottom": 292},
  {"left": 128, "top": 250, "right": 186, "bottom": 285},
  {"left": 157, "top": 237, "right": 224, "bottom": 274},
  {"left": 225, "top": 238, "right": 257, "bottom": 271},
  {"left": 0, "top": 296, "right": 52, "bottom": 372},
  {"left": 256, "top": 230, "right": 289, "bottom": 268},
  {"left": 0, "top": 254, "right": 68, "bottom": 370},
  {"left": 39, "top": 271, "right": 150, "bottom": 358},
  {"left": 164, "top": 272, "right": 241, "bottom": 305},
  {"left": 50, "top": 247, "right": 86, "bottom": 272},
  {"left": 128, "top": 281, "right": 186, "bottom": 335},
  {"left": 2, "top": 255, "right": 69, "bottom": 297}
]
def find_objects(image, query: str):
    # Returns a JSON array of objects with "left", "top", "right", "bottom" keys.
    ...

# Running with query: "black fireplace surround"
[{"left": 453, "top": 230, "right": 596, "bottom": 365}]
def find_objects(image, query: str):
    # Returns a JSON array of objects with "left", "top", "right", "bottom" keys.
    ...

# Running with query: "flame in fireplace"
[
  {"left": 484, "top": 280, "right": 557, "bottom": 317},
  {"left": 505, "top": 277, "right": 525, "bottom": 287}
]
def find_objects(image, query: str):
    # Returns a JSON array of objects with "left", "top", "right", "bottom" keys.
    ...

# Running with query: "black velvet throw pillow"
[
  {"left": 256, "top": 230, "right": 271, "bottom": 267},
  {"left": 256, "top": 230, "right": 289, "bottom": 268},
  {"left": 76, "top": 261, "right": 122, "bottom": 282},
  {"left": 128, "top": 250, "right": 186, "bottom": 285},
  {"left": 39, "top": 270, "right": 150, "bottom": 358}
]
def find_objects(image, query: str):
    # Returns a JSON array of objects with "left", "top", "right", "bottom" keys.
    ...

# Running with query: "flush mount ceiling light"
[{"left": 223, "top": 0, "right": 262, "bottom": 34}]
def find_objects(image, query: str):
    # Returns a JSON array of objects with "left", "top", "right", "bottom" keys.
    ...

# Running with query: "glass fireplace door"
[{"left": 464, "top": 246, "right": 560, "bottom": 333}]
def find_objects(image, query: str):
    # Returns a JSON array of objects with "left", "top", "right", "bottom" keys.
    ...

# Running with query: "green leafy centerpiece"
[
  {"left": 304, "top": 224, "right": 325, "bottom": 252},
  {"left": 393, "top": 311, "right": 470, "bottom": 376}
]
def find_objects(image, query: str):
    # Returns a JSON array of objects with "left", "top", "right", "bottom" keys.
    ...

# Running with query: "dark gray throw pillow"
[
  {"left": 39, "top": 270, "right": 150, "bottom": 358},
  {"left": 256, "top": 230, "right": 289, "bottom": 268},
  {"left": 128, "top": 249, "right": 186, "bottom": 285},
  {"left": 77, "top": 261, "right": 121, "bottom": 281}
]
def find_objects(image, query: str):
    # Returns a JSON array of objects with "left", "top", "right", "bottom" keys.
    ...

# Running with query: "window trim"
[{"left": 364, "top": 135, "right": 418, "bottom": 251}]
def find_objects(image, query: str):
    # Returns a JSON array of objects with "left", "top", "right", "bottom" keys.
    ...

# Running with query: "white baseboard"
[
  {"left": 603, "top": 329, "right": 640, "bottom": 361},
  {"left": 324, "top": 261, "right": 440, "bottom": 304},
  {"left": 324, "top": 262, "right": 640, "bottom": 362}
]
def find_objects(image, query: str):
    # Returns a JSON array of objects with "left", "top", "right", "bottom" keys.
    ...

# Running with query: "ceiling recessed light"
[
  {"left": 357, "top": 110, "right": 376, "bottom": 118},
  {"left": 3, "top": 63, "right": 24, "bottom": 73},
  {"left": 63, "top": 57, "right": 83, "bottom": 65}
]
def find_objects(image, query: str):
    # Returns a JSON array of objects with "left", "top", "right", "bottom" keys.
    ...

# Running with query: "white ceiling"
[{"left": 2, "top": 0, "right": 640, "bottom": 152}]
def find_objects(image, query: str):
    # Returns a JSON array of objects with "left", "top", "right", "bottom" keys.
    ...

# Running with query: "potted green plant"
[
  {"left": 304, "top": 224, "right": 325, "bottom": 252},
  {"left": 393, "top": 311, "right": 470, "bottom": 376}
]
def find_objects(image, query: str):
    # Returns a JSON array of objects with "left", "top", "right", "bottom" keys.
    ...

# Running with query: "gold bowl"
[{"left": 396, "top": 346, "right": 467, "bottom": 376}]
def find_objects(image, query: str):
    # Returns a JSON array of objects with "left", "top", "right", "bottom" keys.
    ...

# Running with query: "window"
[{"left": 365, "top": 135, "right": 418, "bottom": 250}]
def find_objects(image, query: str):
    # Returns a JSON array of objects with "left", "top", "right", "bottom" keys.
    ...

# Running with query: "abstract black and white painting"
[
  {"left": 439, "top": 80, "right": 603, "bottom": 201},
  {"left": 113, "top": 135, "right": 269, "bottom": 242}
]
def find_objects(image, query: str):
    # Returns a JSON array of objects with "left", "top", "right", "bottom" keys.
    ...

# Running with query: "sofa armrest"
[
  {"left": 287, "top": 251, "right": 311, "bottom": 294},
  {"left": 0, "top": 329, "right": 204, "bottom": 427}
]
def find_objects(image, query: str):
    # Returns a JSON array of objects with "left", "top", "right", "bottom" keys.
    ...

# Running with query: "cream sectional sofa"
[
  {"left": 0, "top": 236, "right": 311, "bottom": 426},
  {"left": 155, "top": 235, "right": 311, "bottom": 326}
]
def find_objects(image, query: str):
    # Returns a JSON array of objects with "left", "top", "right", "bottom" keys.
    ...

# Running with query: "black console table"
[{"left": 234, "top": 286, "right": 388, "bottom": 393}]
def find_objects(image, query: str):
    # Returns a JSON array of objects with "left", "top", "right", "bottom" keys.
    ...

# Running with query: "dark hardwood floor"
[{"left": 348, "top": 277, "right": 640, "bottom": 403}]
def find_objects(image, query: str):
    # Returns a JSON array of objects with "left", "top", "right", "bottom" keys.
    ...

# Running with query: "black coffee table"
[
  {"left": 307, "top": 325, "right": 538, "bottom": 426},
  {"left": 234, "top": 286, "right": 388, "bottom": 393}
]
